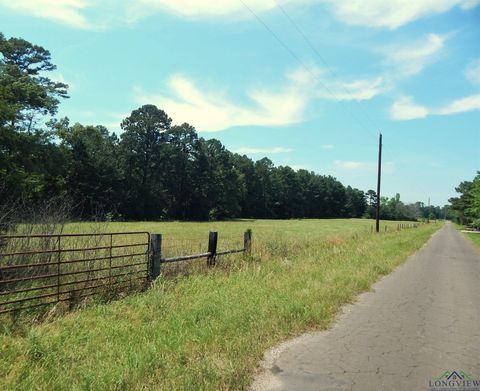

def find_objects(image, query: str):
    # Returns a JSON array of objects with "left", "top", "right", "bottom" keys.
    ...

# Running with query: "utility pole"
[
  {"left": 427, "top": 197, "right": 430, "bottom": 224},
  {"left": 376, "top": 133, "right": 382, "bottom": 233}
]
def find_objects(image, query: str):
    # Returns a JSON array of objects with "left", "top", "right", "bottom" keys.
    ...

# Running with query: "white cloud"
[
  {"left": 390, "top": 96, "right": 429, "bottom": 120},
  {"left": 0, "top": 0, "right": 94, "bottom": 29},
  {"left": 126, "top": 0, "right": 277, "bottom": 22},
  {"left": 436, "top": 94, "right": 480, "bottom": 115},
  {"left": 290, "top": 164, "right": 311, "bottom": 171},
  {"left": 134, "top": 68, "right": 317, "bottom": 132},
  {"left": 334, "top": 160, "right": 373, "bottom": 170},
  {"left": 333, "top": 160, "right": 395, "bottom": 173},
  {"left": 321, "top": 0, "right": 480, "bottom": 29},
  {"left": 134, "top": 66, "right": 387, "bottom": 132},
  {"left": 234, "top": 146, "right": 292, "bottom": 154},
  {"left": 321, "top": 144, "right": 334, "bottom": 149},
  {"left": 293, "top": 66, "right": 387, "bottom": 102},
  {"left": 298, "top": 65, "right": 388, "bottom": 102},
  {"left": 4, "top": 0, "right": 477, "bottom": 29},
  {"left": 390, "top": 94, "right": 480, "bottom": 120},
  {"left": 128, "top": 0, "right": 480, "bottom": 28},
  {"left": 317, "top": 76, "right": 388, "bottom": 101},
  {"left": 465, "top": 59, "right": 480, "bottom": 85},
  {"left": 384, "top": 33, "right": 446, "bottom": 76},
  {"left": 287, "top": 66, "right": 323, "bottom": 85}
]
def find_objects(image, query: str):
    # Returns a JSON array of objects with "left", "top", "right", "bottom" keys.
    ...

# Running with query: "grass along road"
[
  {"left": 0, "top": 219, "right": 440, "bottom": 390},
  {"left": 464, "top": 232, "right": 480, "bottom": 248},
  {"left": 250, "top": 223, "right": 480, "bottom": 391}
]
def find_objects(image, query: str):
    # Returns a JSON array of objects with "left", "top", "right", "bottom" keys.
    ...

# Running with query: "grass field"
[{"left": 0, "top": 219, "right": 440, "bottom": 391}]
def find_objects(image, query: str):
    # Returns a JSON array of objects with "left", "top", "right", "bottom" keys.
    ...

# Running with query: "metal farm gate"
[{"left": 0, "top": 232, "right": 150, "bottom": 314}]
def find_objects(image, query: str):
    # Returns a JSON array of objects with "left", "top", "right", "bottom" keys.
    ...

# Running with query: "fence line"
[
  {"left": 370, "top": 223, "right": 420, "bottom": 233},
  {"left": 149, "top": 230, "right": 252, "bottom": 279},
  {"left": 0, "top": 230, "right": 252, "bottom": 315}
]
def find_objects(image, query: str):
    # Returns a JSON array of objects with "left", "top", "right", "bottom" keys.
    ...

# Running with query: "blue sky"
[{"left": 1, "top": 0, "right": 479, "bottom": 206}]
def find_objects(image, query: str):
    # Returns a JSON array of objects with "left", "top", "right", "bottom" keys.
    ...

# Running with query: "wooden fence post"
[
  {"left": 150, "top": 234, "right": 162, "bottom": 280},
  {"left": 207, "top": 232, "right": 218, "bottom": 267},
  {"left": 244, "top": 230, "right": 252, "bottom": 253}
]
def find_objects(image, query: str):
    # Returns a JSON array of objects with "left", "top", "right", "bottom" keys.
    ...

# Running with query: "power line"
[
  {"left": 273, "top": 0, "right": 381, "bottom": 134},
  {"left": 269, "top": 1, "right": 433, "bottom": 202},
  {"left": 240, "top": 0, "right": 432, "bottom": 203},
  {"left": 238, "top": 0, "right": 343, "bottom": 103},
  {"left": 238, "top": 0, "right": 378, "bottom": 142}
]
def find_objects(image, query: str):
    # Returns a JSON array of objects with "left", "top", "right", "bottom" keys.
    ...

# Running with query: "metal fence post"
[
  {"left": 57, "top": 235, "right": 61, "bottom": 302},
  {"left": 244, "top": 230, "right": 252, "bottom": 253},
  {"left": 207, "top": 232, "right": 218, "bottom": 266},
  {"left": 150, "top": 234, "right": 162, "bottom": 280}
]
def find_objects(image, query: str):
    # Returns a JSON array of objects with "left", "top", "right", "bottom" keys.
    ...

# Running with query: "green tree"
[
  {"left": 163, "top": 123, "right": 201, "bottom": 219},
  {"left": 0, "top": 33, "right": 69, "bottom": 205},
  {"left": 450, "top": 172, "right": 480, "bottom": 227},
  {"left": 54, "top": 119, "right": 121, "bottom": 218},
  {"left": 253, "top": 158, "right": 276, "bottom": 218},
  {"left": 270, "top": 166, "right": 302, "bottom": 218},
  {"left": 0, "top": 32, "right": 68, "bottom": 131},
  {"left": 197, "top": 139, "right": 243, "bottom": 220},
  {"left": 317, "top": 175, "right": 347, "bottom": 218},
  {"left": 119, "top": 105, "right": 172, "bottom": 220},
  {"left": 232, "top": 154, "right": 263, "bottom": 218},
  {"left": 345, "top": 186, "right": 367, "bottom": 218}
]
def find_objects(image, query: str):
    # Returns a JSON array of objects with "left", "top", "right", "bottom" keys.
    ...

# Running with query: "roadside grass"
[
  {"left": 0, "top": 219, "right": 440, "bottom": 391},
  {"left": 464, "top": 232, "right": 480, "bottom": 248},
  {"left": 455, "top": 223, "right": 480, "bottom": 249}
]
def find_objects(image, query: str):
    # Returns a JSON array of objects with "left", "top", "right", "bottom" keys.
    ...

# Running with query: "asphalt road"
[{"left": 250, "top": 223, "right": 480, "bottom": 391}]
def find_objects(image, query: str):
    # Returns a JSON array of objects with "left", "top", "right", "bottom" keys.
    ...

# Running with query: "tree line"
[
  {"left": 1, "top": 32, "right": 445, "bottom": 222},
  {"left": 449, "top": 172, "right": 480, "bottom": 228}
]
